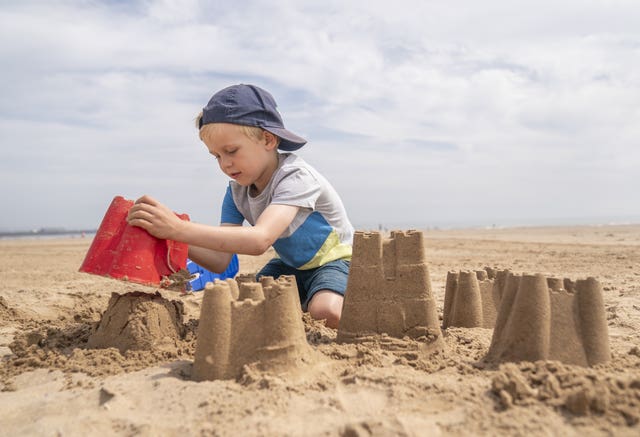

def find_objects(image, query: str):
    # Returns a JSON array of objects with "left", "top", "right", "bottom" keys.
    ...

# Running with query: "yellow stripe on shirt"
[{"left": 298, "top": 229, "right": 352, "bottom": 270}]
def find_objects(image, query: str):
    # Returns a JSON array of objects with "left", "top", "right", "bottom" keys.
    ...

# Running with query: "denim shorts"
[{"left": 256, "top": 258, "right": 350, "bottom": 311}]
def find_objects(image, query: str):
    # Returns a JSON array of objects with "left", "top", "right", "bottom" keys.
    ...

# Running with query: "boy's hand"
[{"left": 127, "top": 195, "right": 186, "bottom": 240}]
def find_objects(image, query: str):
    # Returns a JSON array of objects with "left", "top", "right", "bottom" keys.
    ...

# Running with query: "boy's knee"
[{"left": 307, "top": 290, "right": 344, "bottom": 329}]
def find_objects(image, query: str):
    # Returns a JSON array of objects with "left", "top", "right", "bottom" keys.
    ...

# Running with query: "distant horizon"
[{"left": 2, "top": 213, "right": 639, "bottom": 236}]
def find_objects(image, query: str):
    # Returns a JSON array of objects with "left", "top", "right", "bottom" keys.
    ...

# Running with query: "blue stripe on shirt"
[
  {"left": 272, "top": 211, "right": 332, "bottom": 268},
  {"left": 220, "top": 185, "right": 244, "bottom": 224}
]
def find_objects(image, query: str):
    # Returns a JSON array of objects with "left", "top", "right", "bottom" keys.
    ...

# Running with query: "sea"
[
  {"left": 2, "top": 213, "right": 639, "bottom": 241},
  {"left": 0, "top": 229, "right": 97, "bottom": 241}
]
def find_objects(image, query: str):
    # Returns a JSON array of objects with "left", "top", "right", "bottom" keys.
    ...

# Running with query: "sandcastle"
[
  {"left": 87, "top": 291, "right": 185, "bottom": 353},
  {"left": 485, "top": 272, "right": 610, "bottom": 367},
  {"left": 192, "top": 276, "right": 312, "bottom": 381},
  {"left": 443, "top": 267, "right": 502, "bottom": 329},
  {"left": 337, "top": 230, "right": 443, "bottom": 351}
]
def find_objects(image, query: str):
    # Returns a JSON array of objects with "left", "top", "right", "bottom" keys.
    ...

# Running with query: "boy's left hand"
[{"left": 127, "top": 195, "right": 185, "bottom": 240}]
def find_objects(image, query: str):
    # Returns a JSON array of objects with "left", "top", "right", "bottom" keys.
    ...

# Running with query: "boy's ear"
[{"left": 263, "top": 131, "right": 280, "bottom": 151}]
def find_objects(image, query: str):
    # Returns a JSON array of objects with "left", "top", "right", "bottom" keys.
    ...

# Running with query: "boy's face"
[{"left": 202, "top": 123, "right": 279, "bottom": 192}]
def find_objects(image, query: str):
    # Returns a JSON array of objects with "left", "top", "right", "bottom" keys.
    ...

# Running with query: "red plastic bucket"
[{"left": 79, "top": 196, "right": 190, "bottom": 286}]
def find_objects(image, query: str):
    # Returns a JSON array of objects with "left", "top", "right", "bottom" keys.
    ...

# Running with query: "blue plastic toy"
[{"left": 186, "top": 254, "right": 239, "bottom": 291}]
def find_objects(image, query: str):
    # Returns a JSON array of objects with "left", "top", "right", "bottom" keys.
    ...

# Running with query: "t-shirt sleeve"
[
  {"left": 220, "top": 185, "right": 244, "bottom": 225},
  {"left": 271, "top": 168, "right": 322, "bottom": 209}
]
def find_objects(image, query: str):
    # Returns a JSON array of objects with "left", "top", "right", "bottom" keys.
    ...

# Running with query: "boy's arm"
[
  {"left": 187, "top": 224, "right": 238, "bottom": 273},
  {"left": 127, "top": 195, "right": 299, "bottom": 255}
]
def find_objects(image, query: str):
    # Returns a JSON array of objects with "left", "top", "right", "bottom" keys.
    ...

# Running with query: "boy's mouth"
[{"left": 230, "top": 172, "right": 241, "bottom": 179}]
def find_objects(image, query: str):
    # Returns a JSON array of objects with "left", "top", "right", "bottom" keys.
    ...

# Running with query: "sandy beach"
[{"left": 1, "top": 225, "right": 639, "bottom": 436}]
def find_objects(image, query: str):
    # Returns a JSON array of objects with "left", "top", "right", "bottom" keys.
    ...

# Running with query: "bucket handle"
[{"left": 165, "top": 240, "right": 180, "bottom": 274}]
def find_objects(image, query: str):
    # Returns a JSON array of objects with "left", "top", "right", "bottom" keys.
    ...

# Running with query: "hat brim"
[{"left": 263, "top": 127, "right": 307, "bottom": 151}]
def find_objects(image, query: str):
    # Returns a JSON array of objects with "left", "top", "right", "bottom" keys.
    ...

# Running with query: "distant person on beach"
[{"left": 127, "top": 84, "right": 354, "bottom": 328}]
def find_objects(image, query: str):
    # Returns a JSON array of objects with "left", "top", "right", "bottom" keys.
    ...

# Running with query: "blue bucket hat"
[{"left": 199, "top": 84, "right": 307, "bottom": 151}]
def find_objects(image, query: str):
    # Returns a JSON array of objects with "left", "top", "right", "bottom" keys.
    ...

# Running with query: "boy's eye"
[{"left": 227, "top": 148, "right": 237, "bottom": 154}]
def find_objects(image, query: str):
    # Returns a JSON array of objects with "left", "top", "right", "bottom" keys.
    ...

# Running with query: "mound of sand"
[
  {"left": 87, "top": 291, "right": 185, "bottom": 353},
  {"left": 0, "top": 296, "right": 22, "bottom": 325},
  {"left": 492, "top": 361, "right": 640, "bottom": 426}
]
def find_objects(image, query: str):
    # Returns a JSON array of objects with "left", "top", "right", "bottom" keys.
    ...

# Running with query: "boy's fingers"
[
  {"left": 127, "top": 206, "right": 143, "bottom": 221},
  {"left": 129, "top": 203, "right": 148, "bottom": 214},
  {"left": 127, "top": 208, "right": 156, "bottom": 224},
  {"left": 127, "top": 217, "right": 151, "bottom": 230},
  {"left": 135, "top": 194, "right": 158, "bottom": 206},
  {"left": 129, "top": 202, "right": 160, "bottom": 217}
]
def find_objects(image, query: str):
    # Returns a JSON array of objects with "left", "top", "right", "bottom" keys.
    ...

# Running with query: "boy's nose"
[{"left": 219, "top": 156, "right": 232, "bottom": 168}]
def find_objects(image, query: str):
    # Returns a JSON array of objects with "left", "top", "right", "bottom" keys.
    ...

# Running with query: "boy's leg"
[
  {"left": 258, "top": 258, "right": 350, "bottom": 329},
  {"left": 307, "top": 290, "right": 343, "bottom": 329},
  {"left": 303, "top": 259, "right": 350, "bottom": 329}
]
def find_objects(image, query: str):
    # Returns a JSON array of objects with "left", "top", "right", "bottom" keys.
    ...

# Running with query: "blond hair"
[{"left": 195, "top": 111, "right": 265, "bottom": 143}]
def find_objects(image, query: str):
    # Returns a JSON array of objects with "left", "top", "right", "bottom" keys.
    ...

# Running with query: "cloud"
[{"left": 1, "top": 0, "right": 639, "bottom": 230}]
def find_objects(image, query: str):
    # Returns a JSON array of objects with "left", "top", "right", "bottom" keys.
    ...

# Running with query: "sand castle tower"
[
  {"left": 192, "top": 276, "right": 312, "bottom": 381},
  {"left": 87, "top": 291, "right": 185, "bottom": 353},
  {"left": 337, "top": 230, "right": 443, "bottom": 350},
  {"left": 485, "top": 272, "right": 610, "bottom": 367},
  {"left": 443, "top": 267, "right": 501, "bottom": 329}
]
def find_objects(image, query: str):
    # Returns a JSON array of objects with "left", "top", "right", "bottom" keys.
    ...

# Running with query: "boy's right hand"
[{"left": 127, "top": 195, "right": 188, "bottom": 241}]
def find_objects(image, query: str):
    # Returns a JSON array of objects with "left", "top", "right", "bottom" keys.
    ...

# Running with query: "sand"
[
  {"left": 1, "top": 225, "right": 639, "bottom": 436},
  {"left": 86, "top": 291, "right": 186, "bottom": 354}
]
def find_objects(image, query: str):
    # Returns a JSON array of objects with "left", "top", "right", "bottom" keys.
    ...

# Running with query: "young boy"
[{"left": 127, "top": 84, "right": 354, "bottom": 328}]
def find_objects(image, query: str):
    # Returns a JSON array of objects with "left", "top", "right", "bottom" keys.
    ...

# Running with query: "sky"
[{"left": 1, "top": 0, "right": 639, "bottom": 231}]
